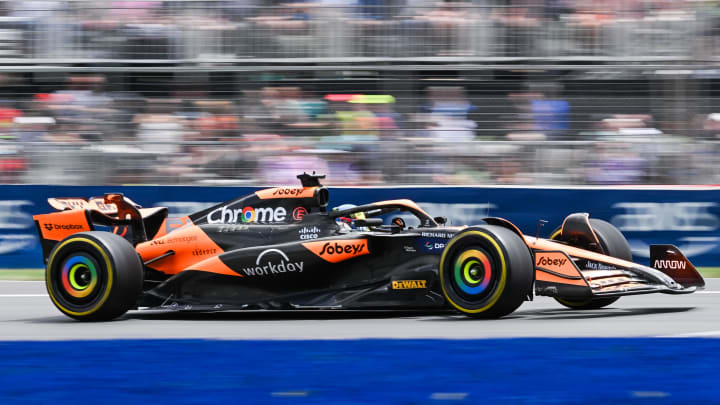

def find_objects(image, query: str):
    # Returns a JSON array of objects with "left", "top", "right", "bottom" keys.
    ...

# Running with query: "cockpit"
[{"left": 330, "top": 200, "right": 441, "bottom": 233}]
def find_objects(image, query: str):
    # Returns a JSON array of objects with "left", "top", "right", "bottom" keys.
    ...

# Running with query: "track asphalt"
[{"left": 0, "top": 279, "right": 718, "bottom": 340}]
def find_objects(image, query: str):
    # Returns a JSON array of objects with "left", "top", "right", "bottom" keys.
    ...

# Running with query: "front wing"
[{"left": 532, "top": 245, "right": 700, "bottom": 301}]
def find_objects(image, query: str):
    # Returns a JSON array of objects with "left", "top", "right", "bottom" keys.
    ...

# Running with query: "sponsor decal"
[
  {"left": 217, "top": 225, "right": 250, "bottom": 233},
  {"left": 55, "top": 199, "right": 87, "bottom": 210},
  {"left": 43, "top": 223, "right": 83, "bottom": 232},
  {"left": 584, "top": 261, "right": 617, "bottom": 271},
  {"left": 536, "top": 256, "right": 567, "bottom": 267},
  {"left": 299, "top": 226, "right": 320, "bottom": 240},
  {"left": 207, "top": 205, "right": 286, "bottom": 224},
  {"left": 418, "top": 238, "right": 446, "bottom": 253},
  {"left": 392, "top": 280, "right": 427, "bottom": 290},
  {"left": 151, "top": 235, "right": 198, "bottom": 246},
  {"left": 273, "top": 188, "right": 305, "bottom": 197},
  {"left": 241, "top": 248, "right": 304, "bottom": 276},
  {"left": 48, "top": 198, "right": 118, "bottom": 214},
  {"left": 302, "top": 239, "right": 369, "bottom": 263},
  {"left": 403, "top": 246, "right": 416, "bottom": 253},
  {"left": 420, "top": 232, "right": 453, "bottom": 239},
  {"left": 168, "top": 235, "right": 198, "bottom": 243},
  {"left": 89, "top": 199, "right": 116, "bottom": 214},
  {"left": 319, "top": 242, "right": 365, "bottom": 256},
  {"left": 192, "top": 248, "right": 217, "bottom": 256},
  {"left": 293, "top": 207, "right": 308, "bottom": 221},
  {"left": 653, "top": 259, "right": 686, "bottom": 270},
  {"left": 534, "top": 252, "right": 584, "bottom": 282},
  {"left": 256, "top": 187, "right": 315, "bottom": 199}
]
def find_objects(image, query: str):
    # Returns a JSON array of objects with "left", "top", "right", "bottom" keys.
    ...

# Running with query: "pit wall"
[{"left": 1, "top": 185, "right": 718, "bottom": 268}]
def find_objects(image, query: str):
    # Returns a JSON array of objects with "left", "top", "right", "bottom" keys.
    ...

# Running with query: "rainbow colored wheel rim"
[
  {"left": 60, "top": 255, "right": 99, "bottom": 299},
  {"left": 452, "top": 249, "right": 493, "bottom": 296}
]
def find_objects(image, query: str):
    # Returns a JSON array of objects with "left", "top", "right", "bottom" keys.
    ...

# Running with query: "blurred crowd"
[
  {"left": 0, "top": 71, "right": 719, "bottom": 186},
  {"left": 0, "top": 0, "right": 715, "bottom": 60}
]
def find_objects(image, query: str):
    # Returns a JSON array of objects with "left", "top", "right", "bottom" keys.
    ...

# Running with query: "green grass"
[
  {"left": 698, "top": 267, "right": 720, "bottom": 278},
  {"left": 1, "top": 268, "right": 720, "bottom": 281},
  {"left": 0, "top": 269, "right": 44, "bottom": 280}
]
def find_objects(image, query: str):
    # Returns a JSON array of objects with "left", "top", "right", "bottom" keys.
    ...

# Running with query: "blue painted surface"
[
  {"left": 1, "top": 184, "right": 720, "bottom": 267},
  {"left": 0, "top": 338, "right": 717, "bottom": 404}
]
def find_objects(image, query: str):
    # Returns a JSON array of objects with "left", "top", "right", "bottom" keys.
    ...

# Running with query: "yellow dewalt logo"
[{"left": 391, "top": 280, "right": 427, "bottom": 290}]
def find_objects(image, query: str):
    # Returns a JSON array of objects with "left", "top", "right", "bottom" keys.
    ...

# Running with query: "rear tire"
[
  {"left": 46, "top": 231, "right": 143, "bottom": 321},
  {"left": 439, "top": 225, "right": 533, "bottom": 318},
  {"left": 550, "top": 218, "right": 631, "bottom": 310}
]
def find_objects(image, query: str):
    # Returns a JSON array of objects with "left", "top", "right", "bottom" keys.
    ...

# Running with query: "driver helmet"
[
  {"left": 332, "top": 203, "right": 354, "bottom": 230},
  {"left": 332, "top": 204, "right": 367, "bottom": 229}
]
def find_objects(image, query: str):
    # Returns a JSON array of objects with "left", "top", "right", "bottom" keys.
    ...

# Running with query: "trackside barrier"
[{"left": 1, "top": 185, "right": 719, "bottom": 268}]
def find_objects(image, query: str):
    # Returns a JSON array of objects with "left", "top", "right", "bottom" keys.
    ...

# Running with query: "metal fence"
[{"left": 0, "top": 1, "right": 717, "bottom": 63}]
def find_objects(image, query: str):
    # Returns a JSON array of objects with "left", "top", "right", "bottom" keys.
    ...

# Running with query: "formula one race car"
[{"left": 33, "top": 173, "right": 705, "bottom": 321}]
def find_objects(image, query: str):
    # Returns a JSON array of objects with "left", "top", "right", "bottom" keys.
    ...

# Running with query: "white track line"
[{"left": 658, "top": 330, "right": 720, "bottom": 337}]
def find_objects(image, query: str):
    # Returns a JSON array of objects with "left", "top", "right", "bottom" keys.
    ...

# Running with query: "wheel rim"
[
  {"left": 56, "top": 252, "right": 104, "bottom": 304},
  {"left": 451, "top": 248, "right": 496, "bottom": 300},
  {"left": 61, "top": 255, "right": 99, "bottom": 299}
]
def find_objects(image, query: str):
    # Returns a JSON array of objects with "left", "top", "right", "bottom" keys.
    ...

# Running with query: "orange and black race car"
[{"left": 33, "top": 173, "right": 705, "bottom": 321}]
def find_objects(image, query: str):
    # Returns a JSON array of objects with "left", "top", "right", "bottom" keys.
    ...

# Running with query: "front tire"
[
  {"left": 439, "top": 225, "right": 533, "bottom": 318},
  {"left": 46, "top": 232, "right": 143, "bottom": 321},
  {"left": 550, "top": 218, "right": 631, "bottom": 309}
]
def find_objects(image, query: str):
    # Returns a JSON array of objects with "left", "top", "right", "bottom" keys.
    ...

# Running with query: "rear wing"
[
  {"left": 33, "top": 194, "right": 169, "bottom": 261},
  {"left": 46, "top": 196, "right": 145, "bottom": 215}
]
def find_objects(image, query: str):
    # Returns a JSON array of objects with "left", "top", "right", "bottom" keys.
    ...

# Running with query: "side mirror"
[
  {"left": 355, "top": 218, "right": 383, "bottom": 227},
  {"left": 434, "top": 216, "right": 447, "bottom": 225}
]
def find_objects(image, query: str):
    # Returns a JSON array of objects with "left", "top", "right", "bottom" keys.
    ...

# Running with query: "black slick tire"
[
  {"left": 439, "top": 225, "right": 533, "bottom": 318},
  {"left": 45, "top": 231, "right": 143, "bottom": 321}
]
